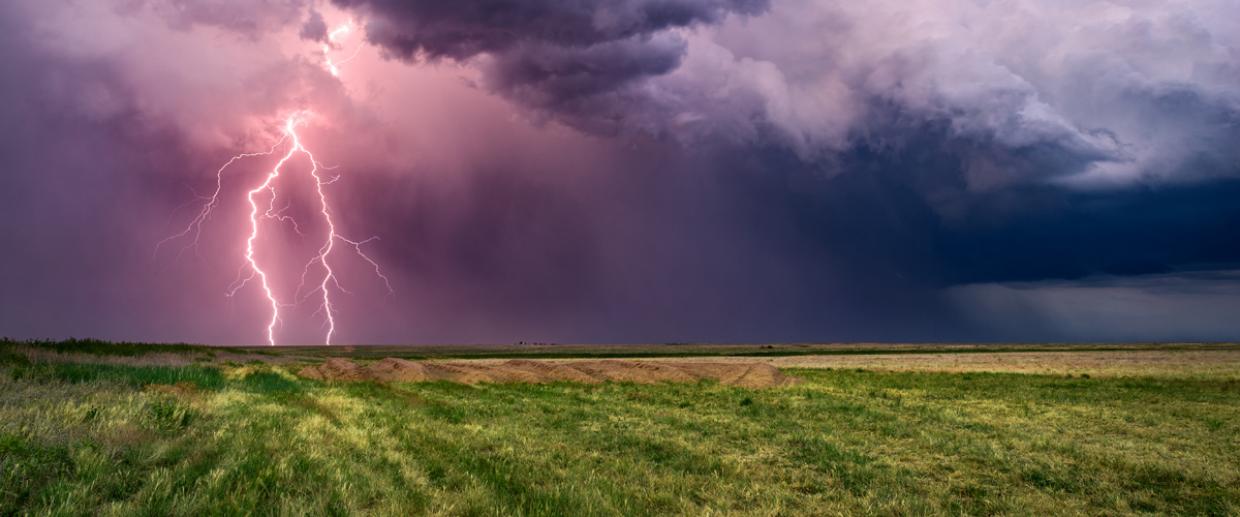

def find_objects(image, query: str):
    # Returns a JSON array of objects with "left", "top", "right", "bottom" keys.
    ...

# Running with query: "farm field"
[{"left": 1, "top": 340, "right": 1238, "bottom": 515}]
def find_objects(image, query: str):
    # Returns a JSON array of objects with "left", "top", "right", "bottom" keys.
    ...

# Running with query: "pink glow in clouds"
[
  {"left": 159, "top": 25, "right": 391, "bottom": 346},
  {"left": 5, "top": 0, "right": 1240, "bottom": 344}
]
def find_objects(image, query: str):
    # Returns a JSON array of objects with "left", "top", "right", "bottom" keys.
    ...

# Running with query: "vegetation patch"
[{"left": 0, "top": 346, "right": 1237, "bottom": 514}]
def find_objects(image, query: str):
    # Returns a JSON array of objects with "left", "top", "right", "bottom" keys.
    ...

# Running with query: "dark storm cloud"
[
  {"left": 332, "top": 0, "right": 768, "bottom": 133},
  {"left": 4, "top": 0, "right": 1240, "bottom": 344},
  {"left": 819, "top": 124, "right": 1240, "bottom": 287},
  {"left": 655, "top": 131, "right": 1240, "bottom": 340},
  {"left": 481, "top": 34, "right": 690, "bottom": 133},
  {"left": 332, "top": 0, "right": 767, "bottom": 58},
  {"left": 485, "top": 35, "right": 685, "bottom": 105},
  {"left": 328, "top": 0, "right": 1240, "bottom": 190},
  {"left": 949, "top": 270, "right": 1240, "bottom": 341},
  {"left": 299, "top": 9, "right": 329, "bottom": 42}
]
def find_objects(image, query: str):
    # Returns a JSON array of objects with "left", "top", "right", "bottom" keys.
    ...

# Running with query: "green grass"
[
  {"left": 0, "top": 338, "right": 219, "bottom": 357},
  {"left": 1, "top": 358, "right": 1238, "bottom": 515}
]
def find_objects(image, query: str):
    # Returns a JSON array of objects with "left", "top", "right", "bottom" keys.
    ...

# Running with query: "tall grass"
[
  {"left": 1, "top": 359, "right": 1237, "bottom": 515},
  {"left": 0, "top": 338, "right": 211, "bottom": 357}
]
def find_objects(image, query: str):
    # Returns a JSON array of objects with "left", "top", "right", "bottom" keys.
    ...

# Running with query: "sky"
[{"left": 1, "top": 0, "right": 1239, "bottom": 345}]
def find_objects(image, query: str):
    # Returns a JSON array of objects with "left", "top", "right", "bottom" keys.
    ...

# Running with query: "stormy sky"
[{"left": 2, "top": 0, "right": 1239, "bottom": 344}]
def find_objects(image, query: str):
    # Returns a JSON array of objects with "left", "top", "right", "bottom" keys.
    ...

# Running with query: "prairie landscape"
[
  {"left": 8, "top": 0, "right": 1240, "bottom": 515},
  {"left": 2, "top": 340, "right": 1237, "bottom": 515}
]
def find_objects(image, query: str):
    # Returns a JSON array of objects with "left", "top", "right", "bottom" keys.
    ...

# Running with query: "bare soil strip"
[
  {"left": 14, "top": 342, "right": 1239, "bottom": 380},
  {"left": 297, "top": 358, "right": 798, "bottom": 387}
]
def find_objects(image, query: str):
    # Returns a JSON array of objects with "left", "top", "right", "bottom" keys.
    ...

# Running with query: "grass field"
[{"left": 1, "top": 340, "right": 1238, "bottom": 515}]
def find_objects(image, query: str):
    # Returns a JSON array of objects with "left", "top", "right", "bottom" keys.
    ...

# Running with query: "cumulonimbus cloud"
[
  {"left": 133, "top": 0, "right": 1240, "bottom": 191},
  {"left": 4, "top": 0, "right": 1240, "bottom": 343},
  {"left": 331, "top": 0, "right": 1240, "bottom": 190},
  {"left": 330, "top": 0, "right": 769, "bottom": 58},
  {"left": 329, "top": 0, "right": 769, "bottom": 133}
]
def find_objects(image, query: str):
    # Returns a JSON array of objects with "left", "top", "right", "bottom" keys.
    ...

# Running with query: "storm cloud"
[
  {"left": 335, "top": 0, "right": 1240, "bottom": 189},
  {"left": 331, "top": 0, "right": 768, "bottom": 58},
  {"left": 329, "top": 0, "right": 768, "bottom": 133},
  {"left": 1, "top": 0, "right": 1239, "bottom": 344}
]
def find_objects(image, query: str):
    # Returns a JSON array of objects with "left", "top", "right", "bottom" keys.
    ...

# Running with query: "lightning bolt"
[
  {"left": 159, "top": 24, "right": 390, "bottom": 346},
  {"left": 323, "top": 23, "right": 364, "bottom": 78},
  {"left": 154, "top": 137, "right": 287, "bottom": 258}
]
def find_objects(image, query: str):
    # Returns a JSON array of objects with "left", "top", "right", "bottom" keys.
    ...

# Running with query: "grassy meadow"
[{"left": 1, "top": 341, "right": 1238, "bottom": 515}]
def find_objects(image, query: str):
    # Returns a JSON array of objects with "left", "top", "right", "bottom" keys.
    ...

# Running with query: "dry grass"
[
  {"left": 298, "top": 358, "right": 797, "bottom": 387},
  {"left": 764, "top": 349, "right": 1240, "bottom": 377},
  {"left": 447, "top": 349, "right": 1240, "bottom": 379},
  {"left": 1, "top": 341, "right": 1239, "bottom": 514}
]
